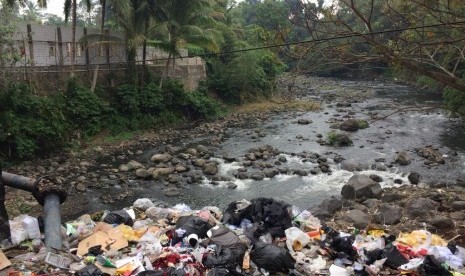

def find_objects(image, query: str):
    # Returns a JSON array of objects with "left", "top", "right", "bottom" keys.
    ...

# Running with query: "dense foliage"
[{"left": 0, "top": 79, "right": 223, "bottom": 161}]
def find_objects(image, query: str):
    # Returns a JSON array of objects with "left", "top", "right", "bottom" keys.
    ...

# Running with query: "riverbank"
[{"left": 4, "top": 76, "right": 465, "bottom": 240}]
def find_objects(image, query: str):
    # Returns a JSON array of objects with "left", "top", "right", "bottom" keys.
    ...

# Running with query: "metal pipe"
[
  {"left": 1, "top": 172, "right": 36, "bottom": 192},
  {"left": 43, "top": 193, "right": 62, "bottom": 251}
]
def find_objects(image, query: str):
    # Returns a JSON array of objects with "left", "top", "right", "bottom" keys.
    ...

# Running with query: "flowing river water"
[{"left": 58, "top": 77, "right": 465, "bottom": 219}]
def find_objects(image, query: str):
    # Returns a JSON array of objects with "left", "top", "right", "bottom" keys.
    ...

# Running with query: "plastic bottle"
[
  {"left": 285, "top": 227, "right": 310, "bottom": 253},
  {"left": 22, "top": 216, "right": 41, "bottom": 239}
]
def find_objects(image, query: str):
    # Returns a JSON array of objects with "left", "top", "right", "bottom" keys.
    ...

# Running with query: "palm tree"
[
  {"left": 21, "top": 1, "right": 44, "bottom": 23},
  {"left": 6, "top": 0, "right": 46, "bottom": 8},
  {"left": 154, "top": 0, "right": 224, "bottom": 88},
  {"left": 64, "top": 0, "right": 91, "bottom": 75}
]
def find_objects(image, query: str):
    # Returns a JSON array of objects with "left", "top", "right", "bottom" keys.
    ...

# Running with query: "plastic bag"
[
  {"left": 103, "top": 210, "right": 134, "bottom": 226},
  {"left": 138, "top": 233, "right": 162, "bottom": 256},
  {"left": 76, "top": 264, "right": 109, "bottom": 276},
  {"left": 295, "top": 210, "right": 321, "bottom": 231},
  {"left": 285, "top": 227, "right": 310, "bottom": 253},
  {"left": 250, "top": 242, "right": 295, "bottom": 273}
]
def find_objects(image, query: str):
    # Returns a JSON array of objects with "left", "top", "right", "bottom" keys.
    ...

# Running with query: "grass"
[{"left": 232, "top": 99, "right": 320, "bottom": 114}]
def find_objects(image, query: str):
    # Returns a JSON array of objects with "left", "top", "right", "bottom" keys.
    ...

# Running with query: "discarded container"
[
  {"left": 285, "top": 227, "right": 310, "bottom": 253},
  {"left": 22, "top": 216, "right": 41, "bottom": 240},
  {"left": 44, "top": 252, "right": 72, "bottom": 269},
  {"left": 9, "top": 219, "right": 27, "bottom": 245}
]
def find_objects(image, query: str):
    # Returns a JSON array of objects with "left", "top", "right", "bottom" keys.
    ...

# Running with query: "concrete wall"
[{"left": 7, "top": 24, "right": 206, "bottom": 90}]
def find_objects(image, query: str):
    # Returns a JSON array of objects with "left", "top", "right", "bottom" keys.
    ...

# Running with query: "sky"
[
  {"left": 43, "top": 0, "right": 64, "bottom": 17},
  {"left": 40, "top": 0, "right": 327, "bottom": 18}
]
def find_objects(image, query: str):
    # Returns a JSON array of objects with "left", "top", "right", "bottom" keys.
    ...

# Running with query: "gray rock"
[
  {"left": 408, "top": 172, "right": 421, "bottom": 184},
  {"left": 164, "top": 187, "right": 180, "bottom": 197},
  {"left": 395, "top": 151, "right": 411, "bottom": 165},
  {"left": 203, "top": 162, "right": 218, "bottom": 175},
  {"left": 136, "top": 168, "right": 151, "bottom": 179},
  {"left": 77, "top": 176, "right": 86, "bottom": 182},
  {"left": 75, "top": 183, "right": 86, "bottom": 192},
  {"left": 179, "top": 153, "right": 190, "bottom": 160},
  {"left": 372, "top": 163, "right": 388, "bottom": 171},
  {"left": 328, "top": 132, "right": 352, "bottom": 146},
  {"left": 187, "top": 148, "right": 198, "bottom": 156},
  {"left": 450, "top": 211, "right": 465, "bottom": 220},
  {"left": 250, "top": 172, "right": 265, "bottom": 180},
  {"left": 343, "top": 209, "right": 369, "bottom": 229},
  {"left": 363, "top": 199, "right": 380, "bottom": 210},
  {"left": 294, "top": 170, "right": 309, "bottom": 176},
  {"left": 127, "top": 160, "right": 144, "bottom": 171},
  {"left": 381, "top": 192, "right": 405, "bottom": 203},
  {"left": 118, "top": 164, "right": 129, "bottom": 172},
  {"left": 406, "top": 198, "right": 436, "bottom": 219},
  {"left": 223, "top": 155, "right": 236, "bottom": 163},
  {"left": 196, "top": 145, "right": 210, "bottom": 154},
  {"left": 429, "top": 215, "right": 454, "bottom": 229},
  {"left": 151, "top": 153, "right": 172, "bottom": 163},
  {"left": 452, "top": 201, "right": 465, "bottom": 211},
  {"left": 340, "top": 160, "right": 365, "bottom": 172},
  {"left": 175, "top": 165, "right": 188, "bottom": 173},
  {"left": 152, "top": 167, "right": 175, "bottom": 179},
  {"left": 339, "top": 119, "right": 364, "bottom": 132},
  {"left": 278, "top": 156, "right": 287, "bottom": 162},
  {"left": 245, "top": 153, "right": 257, "bottom": 161},
  {"left": 133, "top": 198, "right": 154, "bottom": 211},
  {"left": 264, "top": 169, "right": 279, "bottom": 178},
  {"left": 341, "top": 174, "right": 382, "bottom": 200},
  {"left": 227, "top": 182, "right": 238, "bottom": 189},
  {"left": 369, "top": 174, "right": 383, "bottom": 183},
  {"left": 297, "top": 119, "right": 312, "bottom": 125},
  {"left": 374, "top": 203, "right": 402, "bottom": 225},
  {"left": 312, "top": 197, "right": 342, "bottom": 218},
  {"left": 193, "top": 159, "right": 207, "bottom": 167}
]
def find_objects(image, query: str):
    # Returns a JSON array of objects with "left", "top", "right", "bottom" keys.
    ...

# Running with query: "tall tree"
[
  {"left": 154, "top": 0, "right": 224, "bottom": 88},
  {"left": 65, "top": 0, "right": 91, "bottom": 76},
  {"left": 285, "top": 0, "right": 465, "bottom": 93}
]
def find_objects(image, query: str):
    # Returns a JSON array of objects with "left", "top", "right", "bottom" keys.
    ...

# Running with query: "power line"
[
  {"left": 142, "top": 20, "right": 465, "bottom": 62},
  {"left": 2, "top": 20, "right": 465, "bottom": 68}
]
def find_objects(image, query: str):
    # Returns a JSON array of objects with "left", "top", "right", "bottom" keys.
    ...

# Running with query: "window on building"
[
  {"left": 48, "top": 42, "right": 55, "bottom": 56},
  {"left": 99, "top": 45, "right": 105, "bottom": 57},
  {"left": 67, "top": 42, "right": 71, "bottom": 55},
  {"left": 76, "top": 43, "right": 82, "bottom": 57}
]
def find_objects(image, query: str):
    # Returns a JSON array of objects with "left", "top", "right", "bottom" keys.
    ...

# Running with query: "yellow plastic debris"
[
  {"left": 367, "top": 229, "right": 385, "bottom": 237},
  {"left": 396, "top": 230, "right": 447, "bottom": 248}
]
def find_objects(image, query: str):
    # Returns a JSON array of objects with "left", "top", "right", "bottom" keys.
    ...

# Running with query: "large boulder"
[
  {"left": 373, "top": 203, "right": 402, "bottom": 225},
  {"left": 151, "top": 153, "right": 172, "bottom": 163},
  {"left": 408, "top": 172, "right": 421, "bottom": 184},
  {"left": 395, "top": 151, "right": 411, "bottom": 165},
  {"left": 341, "top": 174, "right": 382, "bottom": 200},
  {"left": 406, "top": 197, "right": 436, "bottom": 219},
  {"left": 152, "top": 167, "right": 175, "bottom": 179},
  {"left": 312, "top": 197, "right": 342, "bottom": 219},
  {"left": 340, "top": 160, "right": 368, "bottom": 172},
  {"left": 127, "top": 160, "right": 144, "bottom": 171},
  {"left": 203, "top": 162, "right": 218, "bottom": 175},
  {"left": 338, "top": 119, "right": 368, "bottom": 132},
  {"left": 342, "top": 209, "right": 369, "bottom": 229}
]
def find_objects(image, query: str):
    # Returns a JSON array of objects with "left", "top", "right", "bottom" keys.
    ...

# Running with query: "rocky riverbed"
[{"left": 4, "top": 76, "right": 465, "bottom": 244}]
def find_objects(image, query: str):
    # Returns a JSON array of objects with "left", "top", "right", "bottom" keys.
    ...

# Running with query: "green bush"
[
  {"left": 115, "top": 84, "right": 140, "bottom": 114},
  {"left": 0, "top": 83, "right": 68, "bottom": 159},
  {"left": 327, "top": 131, "right": 353, "bottom": 147},
  {"left": 443, "top": 87, "right": 465, "bottom": 117},
  {"left": 184, "top": 82, "right": 224, "bottom": 120},
  {"left": 65, "top": 79, "right": 111, "bottom": 137},
  {"left": 140, "top": 82, "right": 164, "bottom": 113}
]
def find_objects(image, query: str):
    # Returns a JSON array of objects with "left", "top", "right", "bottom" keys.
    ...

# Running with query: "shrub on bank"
[{"left": 0, "top": 78, "right": 224, "bottom": 162}]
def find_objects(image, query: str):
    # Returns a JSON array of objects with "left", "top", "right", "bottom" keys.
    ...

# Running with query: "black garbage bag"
[
  {"left": 203, "top": 243, "right": 248, "bottom": 269},
  {"left": 329, "top": 235, "right": 358, "bottom": 261},
  {"left": 103, "top": 210, "right": 134, "bottom": 226},
  {"left": 76, "top": 264, "right": 110, "bottom": 276},
  {"left": 87, "top": 245, "right": 103, "bottom": 256},
  {"left": 250, "top": 242, "right": 295, "bottom": 273},
  {"left": 222, "top": 200, "right": 253, "bottom": 225},
  {"left": 200, "top": 225, "right": 241, "bottom": 247},
  {"left": 207, "top": 268, "right": 245, "bottom": 276},
  {"left": 419, "top": 255, "right": 453, "bottom": 276},
  {"left": 172, "top": 215, "right": 213, "bottom": 244},
  {"left": 365, "top": 245, "right": 407, "bottom": 268},
  {"left": 138, "top": 268, "right": 186, "bottom": 276},
  {"left": 222, "top": 198, "right": 292, "bottom": 239}
]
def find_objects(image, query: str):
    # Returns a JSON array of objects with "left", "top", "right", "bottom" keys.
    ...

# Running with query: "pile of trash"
[{"left": 1, "top": 197, "right": 464, "bottom": 275}]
